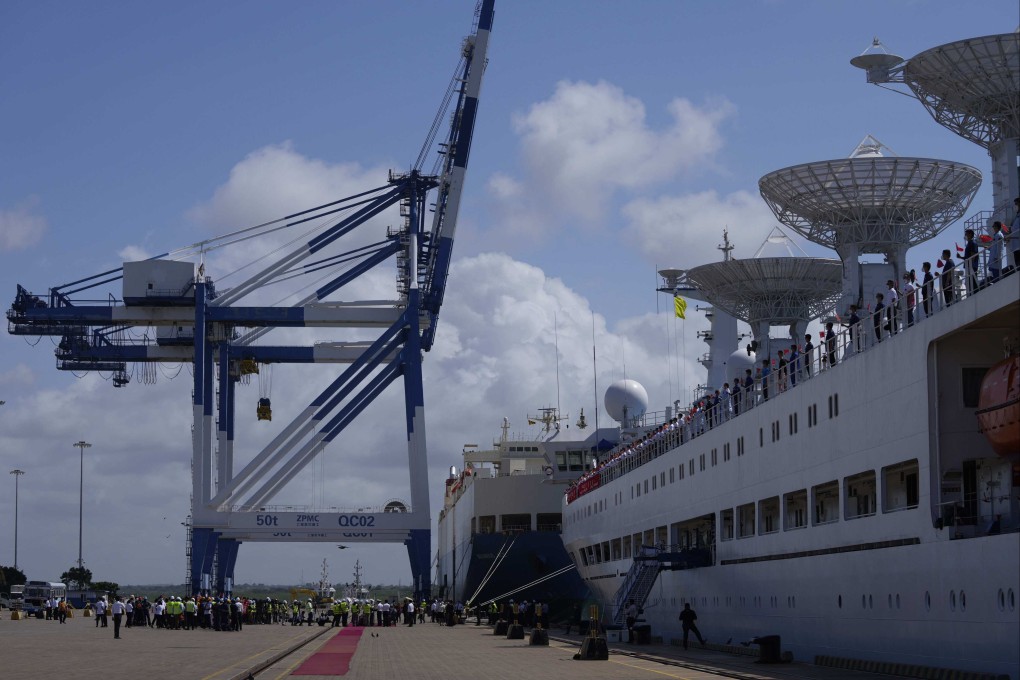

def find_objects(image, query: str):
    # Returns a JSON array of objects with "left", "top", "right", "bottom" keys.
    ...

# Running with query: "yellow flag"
[{"left": 674, "top": 295, "right": 687, "bottom": 319}]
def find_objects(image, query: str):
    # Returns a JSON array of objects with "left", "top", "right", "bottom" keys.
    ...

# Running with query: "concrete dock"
[{"left": 1, "top": 614, "right": 940, "bottom": 680}]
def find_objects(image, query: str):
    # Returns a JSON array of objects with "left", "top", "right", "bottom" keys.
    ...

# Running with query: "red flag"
[
  {"left": 955, "top": 242, "right": 964, "bottom": 253},
  {"left": 1004, "top": 226, "right": 1010, "bottom": 234},
  {"left": 834, "top": 310, "right": 842, "bottom": 322},
  {"left": 937, "top": 259, "right": 944, "bottom": 268},
  {"left": 979, "top": 234, "right": 992, "bottom": 243}
]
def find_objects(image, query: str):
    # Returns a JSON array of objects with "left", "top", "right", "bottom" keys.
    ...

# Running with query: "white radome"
[
  {"left": 726, "top": 349, "right": 757, "bottom": 386},
  {"left": 604, "top": 379, "right": 649, "bottom": 424}
]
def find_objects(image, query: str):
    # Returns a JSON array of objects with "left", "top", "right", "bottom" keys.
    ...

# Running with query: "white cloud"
[
  {"left": 508, "top": 81, "right": 735, "bottom": 222},
  {"left": 0, "top": 197, "right": 48, "bottom": 251},
  {"left": 0, "top": 363, "right": 34, "bottom": 387},
  {"left": 622, "top": 189, "right": 777, "bottom": 269},
  {"left": 118, "top": 245, "right": 152, "bottom": 262}
]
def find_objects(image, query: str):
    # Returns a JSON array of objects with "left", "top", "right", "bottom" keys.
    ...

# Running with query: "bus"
[{"left": 21, "top": 581, "right": 67, "bottom": 613}]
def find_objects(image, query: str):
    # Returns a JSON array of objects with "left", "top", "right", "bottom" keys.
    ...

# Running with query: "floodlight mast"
[{"left": 852, "top": 32, "right": 1020, "bottom": 227}]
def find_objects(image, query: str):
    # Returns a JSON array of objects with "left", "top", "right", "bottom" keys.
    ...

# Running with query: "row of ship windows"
[
  {"left": 573, "top": 459, "right": 919, "bottom": 566},
  {"left": 647, "top": 589, "right": 1017, "bottom": 613},
  {"left": 566, "top": 394, "right": 843, "bottom": 523}
]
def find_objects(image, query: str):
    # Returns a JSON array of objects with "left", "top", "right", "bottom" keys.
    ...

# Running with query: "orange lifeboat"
[{"left": 975, "top": 354, "right": 1020, "bottom": 464}]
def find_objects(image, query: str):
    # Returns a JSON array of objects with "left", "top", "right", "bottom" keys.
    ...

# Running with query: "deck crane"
[{"left": 5, "top": 0, "right": 495, "bottom": 600}]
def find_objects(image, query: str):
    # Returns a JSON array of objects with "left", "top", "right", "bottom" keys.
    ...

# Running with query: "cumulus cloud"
[
  {"left": 508, "top": 81, "right": 735, "bottom": 222},
  {"left": 0, "top": 197, "right": 48, "bottom": 251},
  {"left": 622, "top": 189, "right": 777, "bottom": 269}
]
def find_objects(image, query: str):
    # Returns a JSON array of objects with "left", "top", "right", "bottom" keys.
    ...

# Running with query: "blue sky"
[{"left": 1, "top": 1, "right": 1015, "bottom": 588}]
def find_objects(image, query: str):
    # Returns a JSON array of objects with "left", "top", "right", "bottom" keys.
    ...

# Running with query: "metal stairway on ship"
[{"left": 611, "top": 545, "right": 713, "bottom": 625}]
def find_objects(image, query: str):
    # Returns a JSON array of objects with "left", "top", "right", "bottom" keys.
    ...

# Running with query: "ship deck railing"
[{"left": 566, "top": 257, "right": 1018, "bottom": 505}]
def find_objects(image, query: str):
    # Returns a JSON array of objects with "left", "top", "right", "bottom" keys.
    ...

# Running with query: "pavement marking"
[
  {"left": 609, "top": 658, "right": 698, "bottom": 679},
  {"left": 199, "top": 631, "right": 314, "bottom": 680}
]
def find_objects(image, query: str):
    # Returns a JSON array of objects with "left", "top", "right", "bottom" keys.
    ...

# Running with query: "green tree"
[
  {"left": 92, "top": 581, "right": 119, "bottom": 597},
  {"left": 0, "top": 565, "right": 27, "bottom": 594},
  {"left": 60, "top": 566, "right": 93, "bottom": 590}
]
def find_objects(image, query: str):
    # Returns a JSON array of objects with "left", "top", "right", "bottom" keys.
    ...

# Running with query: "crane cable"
[{"left": 478, "top": 563, "right": 577, "bottom": 607}]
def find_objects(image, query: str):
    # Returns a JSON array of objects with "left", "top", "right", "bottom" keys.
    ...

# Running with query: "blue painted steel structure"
[{"left": 5, "top": 0, "right": 495, "bottom": 601}]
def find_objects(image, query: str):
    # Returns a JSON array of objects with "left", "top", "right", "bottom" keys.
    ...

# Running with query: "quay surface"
[{"left": 4, "top": 614, "right": 930, "bottom": 679}]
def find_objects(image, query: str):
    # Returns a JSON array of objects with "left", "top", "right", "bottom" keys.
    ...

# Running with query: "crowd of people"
[{"left": 569, "top": 205, "right": 1020, "bottom": 506}]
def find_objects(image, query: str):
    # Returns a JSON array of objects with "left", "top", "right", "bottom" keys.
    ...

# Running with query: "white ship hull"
[{"left": 563, "top": 279, "right": 1020, "bottom": 677}]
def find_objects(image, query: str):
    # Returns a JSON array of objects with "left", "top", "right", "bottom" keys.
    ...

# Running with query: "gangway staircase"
[{"left": 611, "top": 545, "right": 713, "bottom": 625}]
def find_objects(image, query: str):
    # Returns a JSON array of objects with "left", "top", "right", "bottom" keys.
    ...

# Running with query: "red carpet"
[{"left": 291, "top": 627, "right": 364, "bottom": 676}]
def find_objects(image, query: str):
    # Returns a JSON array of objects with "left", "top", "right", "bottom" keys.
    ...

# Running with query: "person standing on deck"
[
  {"left": 921, "top": 262, "right": 935, "bottom": 318},
  {"left": 941, "top": 250, "right": 956, "bottom": 306},
  {"left": 988, "top": 221, "right": 1004, "bottom": 282},
  {"left": 963, "top": 229, "right": 979, "bottom": 293}
]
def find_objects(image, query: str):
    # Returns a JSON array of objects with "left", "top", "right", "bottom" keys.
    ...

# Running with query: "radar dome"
[
  {"left": 604, "top": 379, "right": 649, "bottom": 424},
  {"left": 726, "top": 349, "right": 757, "bottom": 385}
]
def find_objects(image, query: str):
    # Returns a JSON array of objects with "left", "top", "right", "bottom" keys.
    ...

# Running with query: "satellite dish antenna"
[{"left": 850, "top": 38, "right": 904, "bottom": 82}]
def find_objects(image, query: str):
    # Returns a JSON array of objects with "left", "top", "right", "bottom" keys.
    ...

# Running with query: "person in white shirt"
[
  {"left": 95, "top": 597, "right": 108, "bottom": 628},
  {"left": 110, "top": 597, "right": 126, "bottom": 639},
  {"left": 885, "top": 280, "right": 900, "bottom": 334},
  {"left": 902, "top": 272, "right": 916, "bottom": 327}
]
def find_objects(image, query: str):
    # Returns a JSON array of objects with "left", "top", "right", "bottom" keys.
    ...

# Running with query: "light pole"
[
  {"left": 10, "top": 469, "right": 24, "bottom": 570},
  {"left": 72, "top": 441, "right": 91, "bottom": 569}
]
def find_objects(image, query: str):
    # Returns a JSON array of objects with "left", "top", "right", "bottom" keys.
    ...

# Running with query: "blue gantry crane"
[{"left": 6, "top": 0, "right": 495, "bottom": 600}]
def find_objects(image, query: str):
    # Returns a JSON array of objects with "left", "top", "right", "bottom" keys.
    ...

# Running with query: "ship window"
[
  {"left": 644, "top": 480, "right": 649, "bottom": 494},
  {"left": 759, "top": 427, "right": 764, "bottom": 447},
  {"left": 611, "top": 538, "right": 622, "bottom": 561},
  {"left": 568, "top": 451, "right": 584, "bottom": 472},
  {"left": 537, "top": 513, "right": 561, "bottom": 532},
  {"left": 652, "top": 476, "right": 657, "bottom": 490},
  {"left": 594, "top": 543, "right": 603, "bottom": 563},
  {"left": 737, "top": 502, "right": 755, "bottom": 538},
  {"left": 711, "top": 448, "right": 717, "bottom": 466},
  {"left": 655, "top": 526, "right": 668, "bottom": 546},
  {"left": 961, "top": 367, "right": 989, "bottom": 407},
  {"left": 844, "top": 471, "right": 877, "bottom": 519},
  {"left": 660, "top": 471, "right": 665, "bottom": 487},
  {"left": 669, "top": 468, "right": 675, "bottom": 484},
  {"left": 720, "top": 509, "right": 734, "bottom": 541},
  {"left": 577, "top": 550, "right": 588, "bottom": 567},
  {"left": 828, "top": 395, "right": 833, "bottom": 419},
  {"left": 758, "top": 496, "right": 780, "bottom": 535},
  {"left": 623, "top": 535, "right": 632, "bottom": 559},
  {"left": 602, "top": 541, "right": 611, "bottom": 562},
  {"left": 812, "top": 480, "right": 839, "bottom": 525},
  {"left": 723, "top": 443, "right": 730, "bottom": 462},
  {"left": 882, "top": 460, "right": 919, "bottom": 512},
  {"left": 788, "top": 414, "right": 794, "bottom": 436},
  {"left": 834, "top": 393, "right": 839, "bottom": 416},
  {"left": 555, "top": 452, "right": 567, "bottom": 471},
  {"left": 699, "top": 454, "right": 705, "bottom": 471},
  {"left": 478, "top": 516, "right": 496, "bottom": 534},
  {"left": 783, "top": 490, "right": 807, "bottom": 530},
  {"left": 689, "top": 459, "right": 694, "bottom": 476},
  {"left": 794, "top": 412, "right": 798, "bottom": 433}
]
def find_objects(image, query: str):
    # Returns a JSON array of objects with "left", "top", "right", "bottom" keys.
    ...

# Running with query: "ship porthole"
[
  {"left": 1008, "top": 589, "right": 1015, "bottom": 612},
  {"left": 959, "top": 591, "right": 966, "bottom": 612},
  {"left": 998, "top": 589, "right": 1006, "bottom": 612},
  {"left": 950, "top": 590, "right": 956, "bottom": 611},
  {"left": 837, "top": 595, "right": 842, "bottom": 609},
  {"left": 924, "top": 591, "right": 931, "bottom": 612}
]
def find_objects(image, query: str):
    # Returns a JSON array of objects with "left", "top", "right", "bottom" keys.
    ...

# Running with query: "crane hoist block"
[
  {"left": 240, "top": 359, "right": 259, "bottom": 376},
  {"left": 257, "top": 397, "right": 272, "bottom": 421}
]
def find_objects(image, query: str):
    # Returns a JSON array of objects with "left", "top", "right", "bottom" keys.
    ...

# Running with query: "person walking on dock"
[
  {"left": 625, "top": 600, "right": 639, "bottom": 643},
  {"left": 678, "top": 602, "right": 706, "bottom": 649}
]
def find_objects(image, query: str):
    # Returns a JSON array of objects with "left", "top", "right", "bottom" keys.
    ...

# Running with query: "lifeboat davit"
[{"left": 975, "top": 354, "right": 1020, "bottom": 464}]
